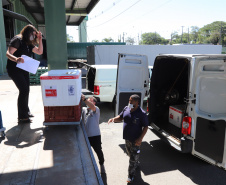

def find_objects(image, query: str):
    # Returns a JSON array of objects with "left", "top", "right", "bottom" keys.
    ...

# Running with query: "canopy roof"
[{"left": 3, "top": 0, "right": 99, "bottom": 25}]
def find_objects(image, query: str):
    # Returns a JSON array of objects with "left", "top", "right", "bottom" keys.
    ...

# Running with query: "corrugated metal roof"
[{"left": 19, "top": 0, "right": 99, "bottom": 25}]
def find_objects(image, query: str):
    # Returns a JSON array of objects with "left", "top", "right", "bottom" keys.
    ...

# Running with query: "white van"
[
  {"left": 115, "top": 53, "right": 150, "bottom": 115},
  {"left": 85, "top": 64, "right": 152, "bottom": 103},
  {"left": 86, "top": 65, "right": 117, "bottom": 102},
  {"left": 116, "top": 54, "right": 226, "bottom": 170}
]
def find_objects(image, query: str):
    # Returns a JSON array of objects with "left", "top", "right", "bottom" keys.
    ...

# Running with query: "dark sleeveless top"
[{"left": 6, "top": 36, "right": 34, "bottom": 72}]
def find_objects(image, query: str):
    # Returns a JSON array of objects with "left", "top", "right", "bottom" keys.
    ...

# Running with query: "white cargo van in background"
[{"left": 86, "top": 65, "right": 117, "bottom": 102}]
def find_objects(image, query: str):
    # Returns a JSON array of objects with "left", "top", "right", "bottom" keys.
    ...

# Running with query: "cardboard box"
[{"left": 169, "top": 105, "right": 186, "bottom": 128}]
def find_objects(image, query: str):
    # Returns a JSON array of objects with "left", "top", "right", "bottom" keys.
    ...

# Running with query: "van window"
[
  {"left": 203, "top": 65, "right": 224, "bottom": 72},
  {"left": 198, "top": 77, "right": 226, "bottom": 115},
  {"left": 95, "top": 68, "right": 117, "bottom": 82},
  {"left": 125, "top": 59, "right": 141, "bottom": 64},
  {"left": 118, "top": 67, "right": 144, "bottom": 89}
]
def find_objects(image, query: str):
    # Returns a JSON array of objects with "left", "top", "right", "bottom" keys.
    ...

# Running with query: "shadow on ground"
[
  {"left": 4, "top": 124, "right": 43, "bottom": 148},
  {"left": 119, "top": 140, "right": 226, "bottom": 185},
  {"left": 119, "top": 143, "right": 150, "bottom": 185}
]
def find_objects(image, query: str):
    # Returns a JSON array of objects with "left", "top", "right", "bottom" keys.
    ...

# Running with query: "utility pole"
[
  {"left": 155, "top": 32, "right": 157, "bottom": 44},
  {"left": 123, "top": 32, "right": 126, "bottom": 43},
  {"left": 188, "top": 27, "right": 190, "bottom": 44},
  {"left": 138, "top": 33, "right": 139, "bottom": 45},
  {"left": 219, "top": 21, "right": 222, "bottom": 45},
  {"left": 181, "top": 26, "right": 184, "bottom": 44},
  {"left": 171, "top": 33, "right": 172, "bottom": 43}
]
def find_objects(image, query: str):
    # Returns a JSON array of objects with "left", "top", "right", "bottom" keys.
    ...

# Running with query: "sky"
[{"left": 67, "top": 0, "right": 226, "bottom": 44}]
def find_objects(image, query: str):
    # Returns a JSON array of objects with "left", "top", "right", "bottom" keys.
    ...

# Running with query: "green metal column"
[
  {"left": 44, "top": 0, "right": 68, "bottom": 70},
  {"left": 0, "top": 0, "right": 8, "bottom": 75},
  {"left": 79, "top": 16, "right": 88, "bottom": 42}
]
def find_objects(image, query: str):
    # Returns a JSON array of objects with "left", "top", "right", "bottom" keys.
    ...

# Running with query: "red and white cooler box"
[
  {"left": 40, "top": 69, "right": 82, "bottom": 125},
  {"left": 169, "top": 105, "right": 186, "bottom": 128}
]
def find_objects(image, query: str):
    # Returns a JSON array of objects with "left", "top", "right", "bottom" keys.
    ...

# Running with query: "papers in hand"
[{"left": 16, "top": 55, "right": 40, "bottom": 74}]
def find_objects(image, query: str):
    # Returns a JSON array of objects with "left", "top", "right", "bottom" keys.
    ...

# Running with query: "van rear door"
[
  {"left": 191, "top": 56, "right": 226, "bottom": 168},
  {"left": 115, "top": 53, "right": 149, "bottom": 116}
]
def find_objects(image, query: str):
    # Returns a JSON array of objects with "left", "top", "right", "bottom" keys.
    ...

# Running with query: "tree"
[
  {"left": 170, "top": 31, "right": 190, "bottom": 44},
  {"left": 182, "top": 33, "right": 190, "bottom": 43},
  {"left": 102, "top": 37, "right": 114, "bottom": 42},
  {"left": 171, "top": 27, "right": 202, "bottom": 44},
  {"left": 170, "top": 31, "right": 180, "bottom": 44},
  {"left": 125, "top": 37, "right": 135, "bottom": 45},
  {"left": 66, "top": 34, "right": 74, "bottom": 42},
  {"left": 199, "top": 21, "right": 226, "bottom": 45},
  {"left": 140, "top": 32, "right": 169, "bottom": 45},
  {"left": 92, "top": 40, "right": 99, "bottom": 42},
  {"left": 190, "top": 26, "right": 200, "bottom": 43}
]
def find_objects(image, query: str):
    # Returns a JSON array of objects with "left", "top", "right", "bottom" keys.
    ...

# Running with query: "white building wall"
[{"left": 92, "top": 45, "right": 222, "bottom": 66}]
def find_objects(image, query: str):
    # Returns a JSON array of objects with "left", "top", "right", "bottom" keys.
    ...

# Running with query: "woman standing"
[{"left": 6, "top": 24, "right": 43, "bottom": 124}]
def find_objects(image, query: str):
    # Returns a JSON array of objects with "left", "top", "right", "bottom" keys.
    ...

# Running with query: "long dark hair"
[{"left": 19, "top": 24, "right": 38, "bottom": 45}]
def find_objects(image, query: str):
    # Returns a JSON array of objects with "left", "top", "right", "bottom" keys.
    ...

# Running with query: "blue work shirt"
[{"left": 119, "top": 106, "right": 149, "bottom": 143}]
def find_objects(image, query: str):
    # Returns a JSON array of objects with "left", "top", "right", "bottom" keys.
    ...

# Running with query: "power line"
[
  {"left": 140, "top": 0, "right": 174, "bottom": 18},
  {"left": 88, "top": 0, "right": 174, "bottom": 40},
  {"left": 90, "top": 0, "right": 143, "bottom": 28},
  {"left": 89, "top": 0, "right": 124, "bottom": 21},
  {"left": 117, "top": 0, "right": 174, "bottom": 30}
]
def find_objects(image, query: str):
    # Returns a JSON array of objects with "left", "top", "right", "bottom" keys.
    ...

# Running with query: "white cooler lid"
[{"left": 40, "top": 69, "right": 81, "bottom": 80}]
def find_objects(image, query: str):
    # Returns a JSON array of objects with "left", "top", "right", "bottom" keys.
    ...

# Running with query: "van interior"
[
  {"left": 149, "top": 56, "right": 190, "bottom": 138},
  {"left": 86, "top": 67, "right": 96, "bottom": 92}
]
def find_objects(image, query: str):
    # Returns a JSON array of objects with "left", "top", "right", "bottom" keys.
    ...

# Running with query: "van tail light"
[
  {"left": 94, "top": 85, "right": 100, "bottom": 95},
  {"left": 147, "top": 99, "right": 149, "bottom": 112},
  {"left": 181, "top": 116, "right": 192, "bottom": 136}
]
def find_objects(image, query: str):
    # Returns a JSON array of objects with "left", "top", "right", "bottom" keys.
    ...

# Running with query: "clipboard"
[{"left": 16, "top": 55, "right": 40, "bottom": 74}]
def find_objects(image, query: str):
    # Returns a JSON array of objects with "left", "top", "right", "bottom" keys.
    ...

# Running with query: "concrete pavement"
[{"left": 0, "top": 74, "right": 102, "bottom": 185}]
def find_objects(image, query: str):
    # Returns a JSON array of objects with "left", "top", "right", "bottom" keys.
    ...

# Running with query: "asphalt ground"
[
  {"left": 80, "top": 66, "right": 226, "bottom": 185},
  {"left": 95, "top": 101, "right": 226, "bottom": 185}
]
